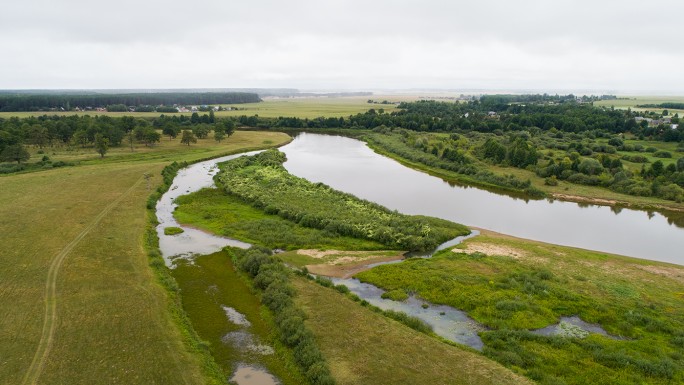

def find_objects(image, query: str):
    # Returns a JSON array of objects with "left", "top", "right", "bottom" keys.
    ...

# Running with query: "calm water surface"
[{"left": 281, "top": 133, "right": 684, "bottom": 265}]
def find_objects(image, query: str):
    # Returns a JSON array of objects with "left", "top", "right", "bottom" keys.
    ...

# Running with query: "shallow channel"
[
  {"left": 156, "top": 152, "right": 255, "bottom": 266},
  {"left": 156, "top": 152, "right": 280, "bottom": 384},
  {"left": 281, "top": 133, "right": 684, "bottom": 265}
]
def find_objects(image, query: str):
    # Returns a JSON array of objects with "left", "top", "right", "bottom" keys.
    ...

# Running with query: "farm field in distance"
[
  {"left": 0, "top": 95, "right": 400, "bottom": 119},
  {"left": 595, "top": 96, "right": 684, "bottom": 116}
]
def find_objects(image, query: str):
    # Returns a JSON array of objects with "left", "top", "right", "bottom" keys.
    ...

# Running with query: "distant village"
[{"left": 70, "top": 104, "right": 230, "bottom": 113}]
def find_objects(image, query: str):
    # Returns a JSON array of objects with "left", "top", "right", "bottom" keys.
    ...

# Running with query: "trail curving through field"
[{"left": 22, "top": 176, "right": 145, "bottom": 385}]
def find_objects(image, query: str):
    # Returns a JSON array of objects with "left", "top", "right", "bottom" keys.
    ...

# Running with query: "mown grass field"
[
  {"left": 356, "top": 229, "right": 684, "bottom": 384},
  {"left": 292, "top": 276, "right": 533, "bottom": 385},
  {"left": 0, "top": 131, "right": 292, "bottom": 384}
]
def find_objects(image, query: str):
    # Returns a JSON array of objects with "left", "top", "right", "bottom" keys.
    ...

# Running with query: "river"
[
  {"left": 154, "top": 133, "right": 669, "bottom": 367},
  {"left": 280, "top": 132, "right": 684, "bottom": 266}
]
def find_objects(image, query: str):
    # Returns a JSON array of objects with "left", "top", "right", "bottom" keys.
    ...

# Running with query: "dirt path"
[{"left": 21, "top": 177, "right": 145, "bottom": 385}]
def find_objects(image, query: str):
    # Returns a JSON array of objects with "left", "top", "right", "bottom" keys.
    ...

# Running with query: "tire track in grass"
[{"left": 22, "top": 177, "right": 145, "bottom": 385}]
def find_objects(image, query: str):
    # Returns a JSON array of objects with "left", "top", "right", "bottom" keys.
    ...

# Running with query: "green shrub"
[
  {"left": 381, "top": 288, "right": 409, "bottom": 301},
  {"left": 163, "top": 226, "right": 184, "bottom": 235}
]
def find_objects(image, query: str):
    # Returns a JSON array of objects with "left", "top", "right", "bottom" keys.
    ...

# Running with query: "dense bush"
[{"left": 232, "top": 247, "right": 335, "bottom": 385}]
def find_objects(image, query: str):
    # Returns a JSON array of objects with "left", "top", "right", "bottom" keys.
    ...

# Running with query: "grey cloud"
[{"left": 1, "top": 0, "right": 683, "bottom": 92}]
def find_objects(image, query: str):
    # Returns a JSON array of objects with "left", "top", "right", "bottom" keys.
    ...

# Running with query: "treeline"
[
  {"left": 216, "top": 150, "right": 470, "bottom": 251},
  {"left": 0, "top": 112, "right": 234, "bottom": 173},
  {"left": 0, "top": 92, "right": 260, "bottom": 111},
  {"left": 232, "top": 247, "right": 335, "bottom": 385},
  {"left": 369, "top": 127, "right": 684, "bottom": 203},
  {"left": 636, "top": 102, "right": 684, "bottom": 110},
  {"left": 0, "top": 112, "right": 228, "bottom": 151},
  {"left": 233, "top": 97, "right": 681, "bottom": 144},
  {"left": 365, "top": 131, "right": 543, "bottom": 197},
  {"left": 231, "top": 100, "right": 637, "bottom": 136}
]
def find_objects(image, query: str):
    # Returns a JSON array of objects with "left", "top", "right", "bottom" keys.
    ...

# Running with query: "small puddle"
[
  {"left": 230, "top": 364, "right": 280, "bottom": 385},
  {"left": 223, "top": 306, "right": 252, "bottom": 327},
  {"left": 330, "top": 231, "right": 486, "bottom": 350},
  {"left": 531, "top": 315, "right": 625, "bottom": 339},
  {"left": 156, "top": 152, "right": 259, "bottom": 266},
  {"left": 332, "top": 277, "right": 485, "bottom": 350},
  {"left": 222, "top": 331, "right": 275, "bottom": 355}
]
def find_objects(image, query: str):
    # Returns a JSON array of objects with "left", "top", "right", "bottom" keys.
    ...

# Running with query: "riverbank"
[{"left": 362, "top": 133, "right": 684, "bottom": 216}]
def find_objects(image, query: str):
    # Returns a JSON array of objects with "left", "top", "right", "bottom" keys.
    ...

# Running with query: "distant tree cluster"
[
  {"left": 0, "top": 92, "right": 261, "bottom": 112},
  {"left": 0, "top": 112, "right": 236, "bottom": 172}
]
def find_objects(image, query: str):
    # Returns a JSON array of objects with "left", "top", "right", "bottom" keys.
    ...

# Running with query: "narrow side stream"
[
  {"left": 156, "top": 152, "right": 257, "bottom": 266},
  {"left": 156, "top": 152, "right": 281, "bottom": 384}
]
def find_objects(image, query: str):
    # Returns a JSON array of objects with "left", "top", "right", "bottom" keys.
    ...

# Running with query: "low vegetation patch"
[
  {"left": 355, "top": 232, "right": 684, "bottom": 384},
  {"left": 292, "top": 275, "right": 532, "bottom": 385},
  {"left": 174, "top": 188, "right": 386, "bottom": 251},
  {"left": 170, "top": 251, "right": 306, "bottom": 384},
  {"left": 164, "top": 226, "right": 184, "bottom": 235}
]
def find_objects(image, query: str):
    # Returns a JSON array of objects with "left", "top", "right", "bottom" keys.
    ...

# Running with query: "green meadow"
[{"left": 0, "top": 130, "right": 291, "bottom": 384}]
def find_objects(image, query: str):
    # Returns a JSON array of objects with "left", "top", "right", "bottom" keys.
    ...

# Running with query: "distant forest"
[{"left": 0, "top": 92, "right": 261, "bottom": 112}]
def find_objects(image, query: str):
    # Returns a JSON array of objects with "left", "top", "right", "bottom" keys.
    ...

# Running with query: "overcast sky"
[{"left": 2, "top": 0, "right": 683, "bottom": 94}]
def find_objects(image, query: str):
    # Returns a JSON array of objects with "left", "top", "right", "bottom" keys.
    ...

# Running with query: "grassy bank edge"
[
  {"left": 362, "top": 134, "right": 684, "bottom": 214},
  {"left": 363, "top": 135, "right": 539, "bottom": 198},
  {"left": 141, "top": 139, "right": 294, "bottom": 384}
]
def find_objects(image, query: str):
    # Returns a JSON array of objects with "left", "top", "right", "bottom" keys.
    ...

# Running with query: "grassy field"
[
  {"left": 0, "top": 131, "right": 292, "bottom": 384},
  {"left": 595, "top": 96, "right": 684, "bottom": 115},
  {"left": 292, "top": 275, "right": 532, "bottom": 385},
  {"left": 0, "top": 96, "right": 398, "bottom": 119},
  {"left": 356, "top": 229, "right": 684, "bottom": 384}
]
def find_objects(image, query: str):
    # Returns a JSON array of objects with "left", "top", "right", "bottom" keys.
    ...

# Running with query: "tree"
[
  {"left": 507, "top": 138, "right": 538, "bottom": 168},
  {"left": 162, "top": 124, "right": 180, "bottom": 140},
  {"left": 72, "top": 130, "right": 88, "bottom": 148},
  {"left": 480, "top": 138, "right": 507, "bottom": 164},
  {"left": 214, "top": 127, "right": 226, "bottom": 143},
  {"left": 180, "top": 130, "right": 197, "bottom": 146},
  {"left": 222, "top": 119, "right": 236, "bottom": 137},
  {"left": 193, "top": 124, "right": 210, "bottom": 139},
  {"left": 94, "top": 134, "right": 109, "bottom": 158},
  {"left": 142, "top": 129, "right": 161, "bottom": 147},
  {"left": 28, "top": 124, "right": 49, "bottom": 149},
  {"left": 1, "top": 144, "right": 30, "bottom": 164},
  {"left": 126, "top": 131, "right": 135, "bottom": 151}
]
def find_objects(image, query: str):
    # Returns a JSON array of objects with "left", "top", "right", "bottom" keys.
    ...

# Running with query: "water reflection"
[{"left": 281, "top": 133, "right": 684, "bottom": 265}]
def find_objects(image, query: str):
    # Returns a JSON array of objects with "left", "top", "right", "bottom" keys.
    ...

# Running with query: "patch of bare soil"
[
  {"left": 457, "top": 242, "right": 527, "bottom": 260},
  {"left": 637, "top": 265, "right": 684, "bottom": 285},
  {"left": 304, "top": 251, "right": 405, "bottom": 279}
]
